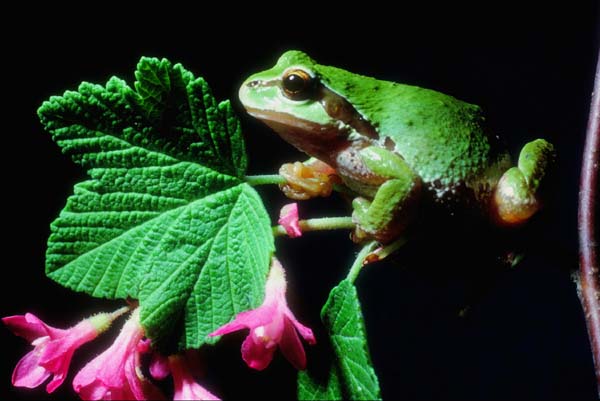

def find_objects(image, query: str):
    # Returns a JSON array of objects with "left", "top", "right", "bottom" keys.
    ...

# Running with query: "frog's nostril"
[{"left": 247, "top": 80, "right": 260, "bottom": 88}]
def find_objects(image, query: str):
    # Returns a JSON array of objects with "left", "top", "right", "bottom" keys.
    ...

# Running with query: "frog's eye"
[{"left": 281, "top": 69, "right": 315, "bottom": 100}]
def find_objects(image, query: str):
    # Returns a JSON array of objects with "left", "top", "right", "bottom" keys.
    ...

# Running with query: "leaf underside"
[
  {"left": 38, "top": 57, "right": 273, "bottom": 348},
  {"left": 298, "top": 279, "right": 381, "bottom": 400},
  {"left": 297, "top": 349, "right": 343, "bottom": 400}
]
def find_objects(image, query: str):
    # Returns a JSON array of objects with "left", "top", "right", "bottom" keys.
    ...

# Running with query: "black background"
[{"left": 2, "top": 4, "right": 599, "bottom": 400}]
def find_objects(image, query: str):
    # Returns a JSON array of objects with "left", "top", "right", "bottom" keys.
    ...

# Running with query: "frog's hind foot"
[{"left": 491, "top": 139, "right": 555, "bottom": 226}]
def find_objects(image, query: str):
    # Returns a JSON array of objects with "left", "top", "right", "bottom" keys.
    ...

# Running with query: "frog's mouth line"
[
  {"left": 244, "top": 106, "right": 352, "bottom": 163},
  {"left": 244, "top": 107, "right": 337, "bottom": 134}
]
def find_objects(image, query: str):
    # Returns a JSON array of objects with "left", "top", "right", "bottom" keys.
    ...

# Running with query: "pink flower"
[
  {"left": 209, "top": 258, "right": 316, "bottom": 370},
  {"left": 278, "top": 203, "right": 302, "bottom": 238},
  {"left": 2, "top": 307, "right": 127, "bottom": 393},
  {"left": 169, "top": 354, "right": 220, "bottom": 400},
  {"left": 72, "top": 308, "right": 165, "bottom": 400},
  {"left": 149, "top": 352, "right": 170, "bottom": 381}
]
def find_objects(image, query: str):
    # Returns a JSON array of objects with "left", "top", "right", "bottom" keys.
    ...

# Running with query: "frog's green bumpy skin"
[
  {"left": 241, "top": 50, "right": 494, "bottom": 189},
  {"left": 239, "top": 50, "right": 555, "bottom": 240}
]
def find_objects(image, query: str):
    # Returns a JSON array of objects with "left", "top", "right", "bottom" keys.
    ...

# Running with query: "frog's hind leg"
[{"left": 491, "top": 139, "right": 555, "bottom": 225}]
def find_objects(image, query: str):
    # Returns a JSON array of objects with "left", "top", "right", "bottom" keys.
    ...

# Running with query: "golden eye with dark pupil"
[
  {"left": 282, "top": 69, "right": 313, "bottom": 100},
  {"left": 283, "top": 73, "right": 306, "bottom": 92}
]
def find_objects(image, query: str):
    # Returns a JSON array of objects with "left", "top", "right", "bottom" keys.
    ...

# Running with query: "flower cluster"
[
  {"left": 71, "top": 308, "right": 165, "bottom": 400},
  {"left": 4, "top": 259, "right": 314, "bottom": 400},
  {"left": 3, "top": 308, "right": 127, "bottom": 394}
]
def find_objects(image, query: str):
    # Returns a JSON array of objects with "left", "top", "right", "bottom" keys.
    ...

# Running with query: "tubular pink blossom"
[
  {"left": 72, "top": 308, "right": 165, "bottom": 400},
  {"left": 2, "top": 307, "right": 127, "bottom": 393},
  {"left": 209, "top": 258, "right": 315, "bottom": 370},
  {"left": 149, "top": 351, "right": 170, "bottom": 381},
  {"left": 170, "top": 354, "right": 220, "bottom": 400},
  {"left": 278, "top": 203, "right": 302, "bottom": 238}
]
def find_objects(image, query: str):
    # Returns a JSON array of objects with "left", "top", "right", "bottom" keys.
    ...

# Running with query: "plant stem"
[
  {"left": 364, "top": 236, "right": 408, "bottom": 264},
  {"left": 245, "top": 174, "right": 356, "bottom": 196},
  {"left": 245, "top": 174, "right": 285, "bottom": 186},
  {"left": 109, "top": 305, "right": 132, "bottom": 320},
  {"left": 577, "top": 52, "right": 600, "bottom": 394},
  {"left": 272, "top": 216, "right": 355, "bottom": 237},
  {"left": 347, "top": 241, "right": 379, "bottom": 284}
]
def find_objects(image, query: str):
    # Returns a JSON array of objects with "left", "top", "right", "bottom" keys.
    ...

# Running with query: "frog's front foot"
[
  {"left": 350, "top": 147, "right": 421, "bottom": 244},
  {"left": 351, "top": 194, "right": 415, "bottom": 244},
  {"left": 351, "top": 197, "right": 372, "bottom": 242},
  {"left": 351, "top": 197, "right": 414, "bottom": 244},
  {"left": 492, "top": 139, "right": 555, "bottom": 225},
  {"left": 278, "top": 159, "right": 339, "bottom": 200}
]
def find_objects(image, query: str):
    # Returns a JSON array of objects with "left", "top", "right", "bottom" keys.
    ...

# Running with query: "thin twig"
[
  {"left": 346, "top": 241, "right": 378, "bottom": 284},
  {"left": 272, "top": 217, "right": 355, "bottom": 237},
  {"left": 245, "top": 174, "right": 356, "bottom": 196},
  {"left": 245, "top": 174, "right": 285, "bottom": 186},
  {"left": 577, "top": 51, "right": 600, "bottom": 393}
]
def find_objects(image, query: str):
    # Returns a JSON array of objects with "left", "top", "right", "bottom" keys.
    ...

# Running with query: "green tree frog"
[{"left": 240, "top": 50, "right": 555, "bottom": 243}]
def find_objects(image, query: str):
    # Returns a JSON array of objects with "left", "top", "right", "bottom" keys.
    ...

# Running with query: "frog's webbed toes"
[{"left": 278, "top": 160, "right": 337, "bottom": 200}]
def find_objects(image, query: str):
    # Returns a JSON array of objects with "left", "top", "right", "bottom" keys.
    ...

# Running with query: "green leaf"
[
  {"left": 304, "top": 279, "right": 381, "bottom": 400},
  {"left": 297, "top": 349, "right": 343, "bottom": 400},
  {"left": 38, "top": 57, "right": 273, "bottom": 348}
]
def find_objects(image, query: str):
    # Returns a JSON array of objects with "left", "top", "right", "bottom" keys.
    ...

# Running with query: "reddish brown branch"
[{"left": 578, "top": 52, "right": 600, "bottom": 394}]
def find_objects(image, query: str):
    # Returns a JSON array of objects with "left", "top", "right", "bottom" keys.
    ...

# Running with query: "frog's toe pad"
[
  {"left": 351, "top": 210, "right": 405, "bottom": 244},
  {"left": 492, "top": 169, "right": 539, "bottom": 225},
  {"left": 278, "top": 161, "right": 335, "bottom": 200}
]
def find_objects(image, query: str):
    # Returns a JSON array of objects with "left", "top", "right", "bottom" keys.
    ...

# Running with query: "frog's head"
[{"left": 239, "top": 50, "right": 372, "bottom": 159}]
